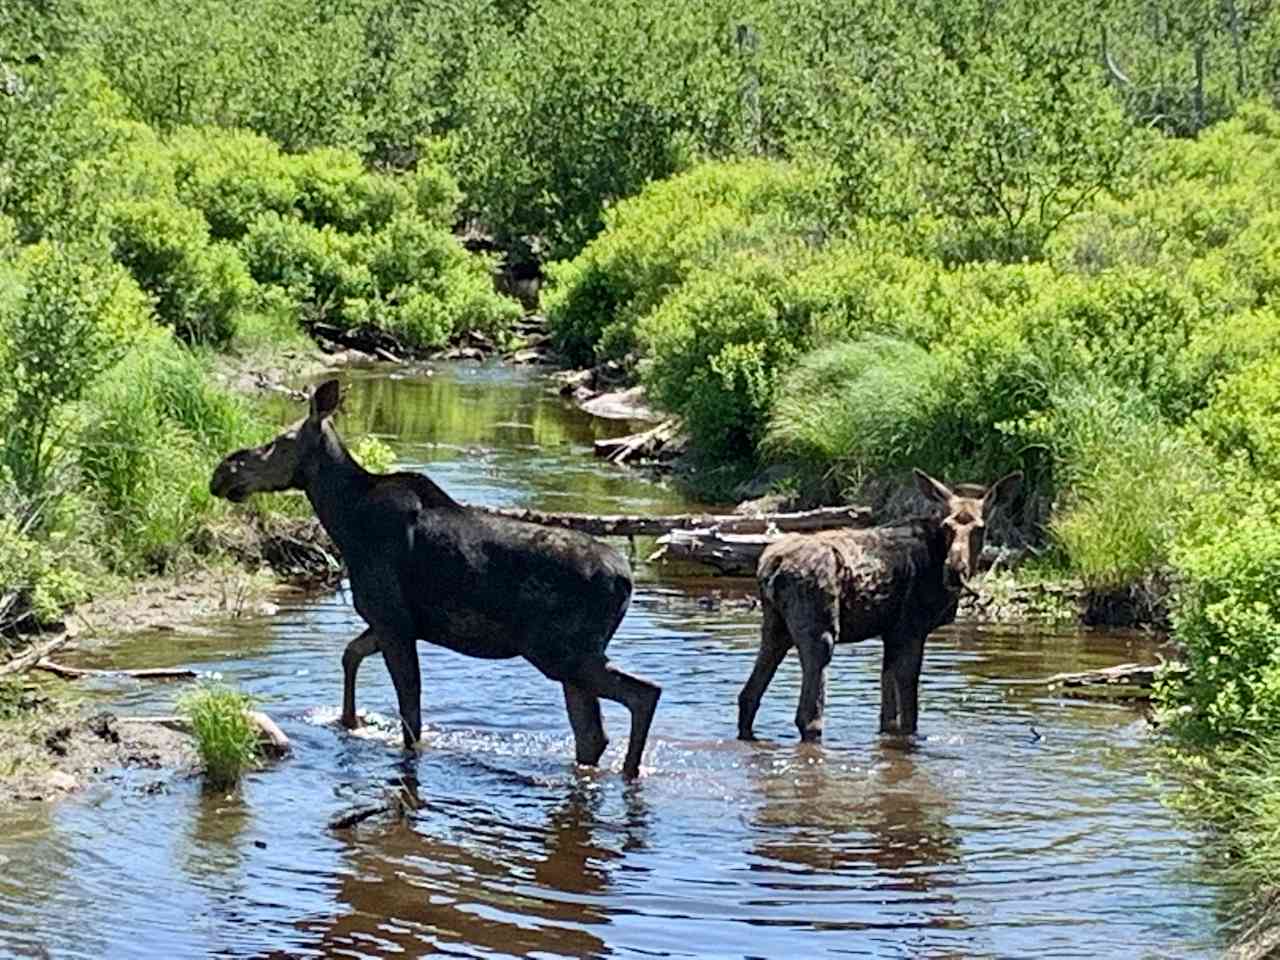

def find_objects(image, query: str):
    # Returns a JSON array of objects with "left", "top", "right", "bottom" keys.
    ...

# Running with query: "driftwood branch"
[
  {"left": 475, "top": 504, "right": 871, "bottom": 539},
  {"left": 0, "top": 634, "right": 70, "bottom": 677},
  {"left": 594, "top": 419, "right": 683, "bottom": 464},
  {"left": 117, "top": 710, "right": 290, "bottom": 757},
  {"left": 34, "top": 660, "right": 198, "bottom": 681},
  {"left": 1100, "top": 25, "right": 1131, "bottom": 87}
]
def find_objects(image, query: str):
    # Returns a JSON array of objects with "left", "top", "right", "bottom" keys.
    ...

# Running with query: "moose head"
[
  {"left": 913, "top": 468, "right": 1022, "bottom": 591},
  {"left": 210, "top": 379, "right": 343, "bottom": 503}
]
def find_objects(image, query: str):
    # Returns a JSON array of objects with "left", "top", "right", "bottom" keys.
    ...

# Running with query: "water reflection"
[
  {"left": 272, "top": 767, "right": 655, "bottom": 958},
  {"left": 746, "top": 744, "right": 959, "bottom": 880},
  {"left": 335, "top": 364, "right": 687, "bottom": 516}
]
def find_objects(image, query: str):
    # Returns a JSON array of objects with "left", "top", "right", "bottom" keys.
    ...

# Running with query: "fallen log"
[
  {"left": 646, "top": 530, "right": 778, "bottom": 576},
  {"left": 1041, "top": 662, "right": 1161, "bottom": 689},
  {"left": 996, "top": 661, "right": 1170, "bottom": 701},
  {"left": 0, "top": 634, "right": 70, "bottom": 677},
  {"left": 475, "top": 504, "right": 871, "bottom": 539},
  {"left": 34, "top": 660, "right": 198, "bottom": 681}
]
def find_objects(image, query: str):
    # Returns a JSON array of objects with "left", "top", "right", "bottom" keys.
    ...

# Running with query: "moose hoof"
[{"left": 340, "top": 713, "right": 362, "bottom": 731}]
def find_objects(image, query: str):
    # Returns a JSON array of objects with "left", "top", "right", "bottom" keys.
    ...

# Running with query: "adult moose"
[
  {"left": 737, "top": 469, "right": 1021, "bottom": 743},
  {"left": 209, "top": 379, "right": 661, "bottom": 777}
]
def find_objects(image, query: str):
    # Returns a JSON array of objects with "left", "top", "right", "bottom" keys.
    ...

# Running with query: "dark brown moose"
[
  {"left": 209, "top": 379, "right": 661, "bottom": 777},
  {"left": 737, "top": 469, "right": 1021, "bottom": 743}
]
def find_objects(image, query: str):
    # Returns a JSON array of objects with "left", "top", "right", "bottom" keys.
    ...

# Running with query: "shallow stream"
[{"left": 0, "top": 364, "right": 1223, "bottom": 958}]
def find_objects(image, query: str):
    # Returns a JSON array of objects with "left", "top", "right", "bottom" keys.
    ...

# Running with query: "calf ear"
[
  {"left": 913, "top": 468, "right": 954, "bottom": 505},
  {"left": 983, "top": 471, "right": 1023, "bottom": 511},
  {"left": 309, "top": 379, "right": 341, "bottom": 422}
]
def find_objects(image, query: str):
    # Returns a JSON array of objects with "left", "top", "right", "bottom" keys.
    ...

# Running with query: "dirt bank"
[{"left": 0, "top": 688, "right": 197, "bottom": 806}]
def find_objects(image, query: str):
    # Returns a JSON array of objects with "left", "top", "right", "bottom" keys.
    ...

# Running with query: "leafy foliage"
[{"left": 544, "top": 160, "right": 833, "bottom": 365}]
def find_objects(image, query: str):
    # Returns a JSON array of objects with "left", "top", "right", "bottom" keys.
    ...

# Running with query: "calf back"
[{"left": 758, "top": 523, "right": 952, "bottom": 644}]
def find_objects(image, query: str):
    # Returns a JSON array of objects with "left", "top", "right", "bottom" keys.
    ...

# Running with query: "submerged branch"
[{"left": 34, "top": 661, "right": 199, "bottom": 681}]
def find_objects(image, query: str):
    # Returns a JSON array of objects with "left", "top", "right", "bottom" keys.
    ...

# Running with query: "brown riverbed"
[{"left": 0, "top": 363, "right": 1230, "bottom": 958}]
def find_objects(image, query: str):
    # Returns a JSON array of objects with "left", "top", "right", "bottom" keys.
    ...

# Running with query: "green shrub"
[
  {"left": 544, "top": 159, "right": 833, "bottom": 365},
  {"left": 351, "top": 436, "right": 396, "bottom": 473},
  {"left": 106, "top": 199, "right": 254, "bottom": 344},
  {"left": 1156, "top": 481, "right": 1280, "bottom": 744},
  {"left": 166, "top": 127, "right": 298, "bottom": 241},
  {"left": 1196, "top": 353, "right": 1280, "bottom": 478},
  {"left": 638, "top": 253, "right": 806, "bottom": 459},
  {"left": 409, "top": 147, "right": 463, "bottom": 226},
  {"left": 239, "top": 212, "right": 370, "bottom": 316},
  {"left": 0, "top": 241, "right": 153, "bottom": 496},
  {"left": 290, "top": 148, "right": 410, "bottom": 233},
  {"left": 1012, "top": 270, "right": 1203, "bottom": 422},
  {"left": 177, "top": 683, "right": 262, "bottom": 788},
  {"left": 762, "top": 337, "right": 947, "bottom": 493},
  {"left": 361, "top": 213, "right": 461, "bottom": 295},
  {"left": 0, "top": 508, "right": 92, "bottom": 627},
  {"left": 0, "top": 64, "right": 135, "bottom": 242},
  {"left": 1044, "top": 385, "right": 1212, "bottom": 588}
]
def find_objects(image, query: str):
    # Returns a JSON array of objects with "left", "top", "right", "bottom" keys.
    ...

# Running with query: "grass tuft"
[{"left": 177, "top": 683, "right": 261, "bottom": 788}]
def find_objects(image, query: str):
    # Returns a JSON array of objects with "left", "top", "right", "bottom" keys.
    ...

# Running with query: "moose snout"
[{"left": 210, "top": 452, "right": 249, "bottom": 501}]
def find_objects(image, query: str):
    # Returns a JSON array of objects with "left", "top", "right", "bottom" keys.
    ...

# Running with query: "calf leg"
[
  {"left": 573, "top": 658, "right": 661, "bottom": 778},
  {"left": 894, "top": 633, "right": 928, "bottom": 735},
  {"left": 880, "top": 642, "right": 901, "bottom": 733},
  {"left": 341, "top": 628, "right": 380, "bottom": 729},
  {"left": 737, "top": 601, "right": 791, "bottom": 740},
  {"left": 881, "top": 630, "right": 926, "bottom": 735},
  {"left": 795, "top": 630, "right": 835, "bottom": 742},
  {"left": 380, "top": 636, "right": 422, "bottom": 750},
  {"left": 562, "top": 681, "right": 608, "bottom": 766}
]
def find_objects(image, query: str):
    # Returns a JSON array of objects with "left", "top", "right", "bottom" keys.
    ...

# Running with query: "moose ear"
[
  {"left": 310, "top": 379, "right": 341, "bottom": 422},
  {"left": 983, "top": 470, "right": 1023, "bottom": 511},
  {"left": 913, "top": 468, "right": 954, "bottom": 505}
]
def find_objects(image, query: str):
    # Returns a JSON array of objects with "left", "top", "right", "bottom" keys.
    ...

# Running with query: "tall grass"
[
  {"left": 77, "top": 335, "right": 263, "bottom": 568},
  {"left": 761, "top": 336, "right": 947, "bottom": 495},
  {"left": 1045, "top": 381, "right": 1214, "bottom": 589},
  {"left": 177, "top": 683, "right": 261, "bottom": 788}
]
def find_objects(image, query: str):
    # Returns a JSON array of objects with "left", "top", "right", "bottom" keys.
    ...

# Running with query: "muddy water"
[{"left": 0, "top": 365, "right": 1223, "bottom": 958}]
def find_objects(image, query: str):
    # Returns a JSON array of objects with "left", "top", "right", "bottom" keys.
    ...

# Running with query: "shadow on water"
[{"left": 0, "top": 363, "right": 1229, "bottom": 958}]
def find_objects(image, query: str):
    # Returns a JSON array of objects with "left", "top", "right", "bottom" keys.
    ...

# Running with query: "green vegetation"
[
  {"left": 5, "top": 0, "right": 1280, "bottom": 923},
  {"left": 177, "top": 683, "right": 262, "bottom": 788}
]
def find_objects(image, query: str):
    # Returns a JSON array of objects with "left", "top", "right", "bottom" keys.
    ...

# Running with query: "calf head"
[
  {"left": 210, "top": 379, "right": 342, "bottom": 502},
  {"left": 913, "top": 468, "right": 1022, "bottom": 591}
]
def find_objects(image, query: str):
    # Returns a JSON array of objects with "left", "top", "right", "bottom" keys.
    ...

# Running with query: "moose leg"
[
  {"left": 881, "top": 630, "right": 926, "bottom": 735},
  {"left": 894, "top": 633, "right": 928, "bottom": 736},
  {"left": 574, "top": 658, "right": 661, "bottom": 779},
  {"left": 380, "top": 636, "right": 422, "bottom": 750},
  {"left": 737, "top": 601, "right": 791, "bottom": 740},
  {"left": 794, "top": 630, "right": 835, "bottom": 742},
  {"left": 880, "top": 641, "right": 902, "bottom": 733},
  {"left": 562, "top": 681, "right": 608, "bottom": 766},
  {"left": 341, "top": 628, "right": 380, "bottom": 729}
]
